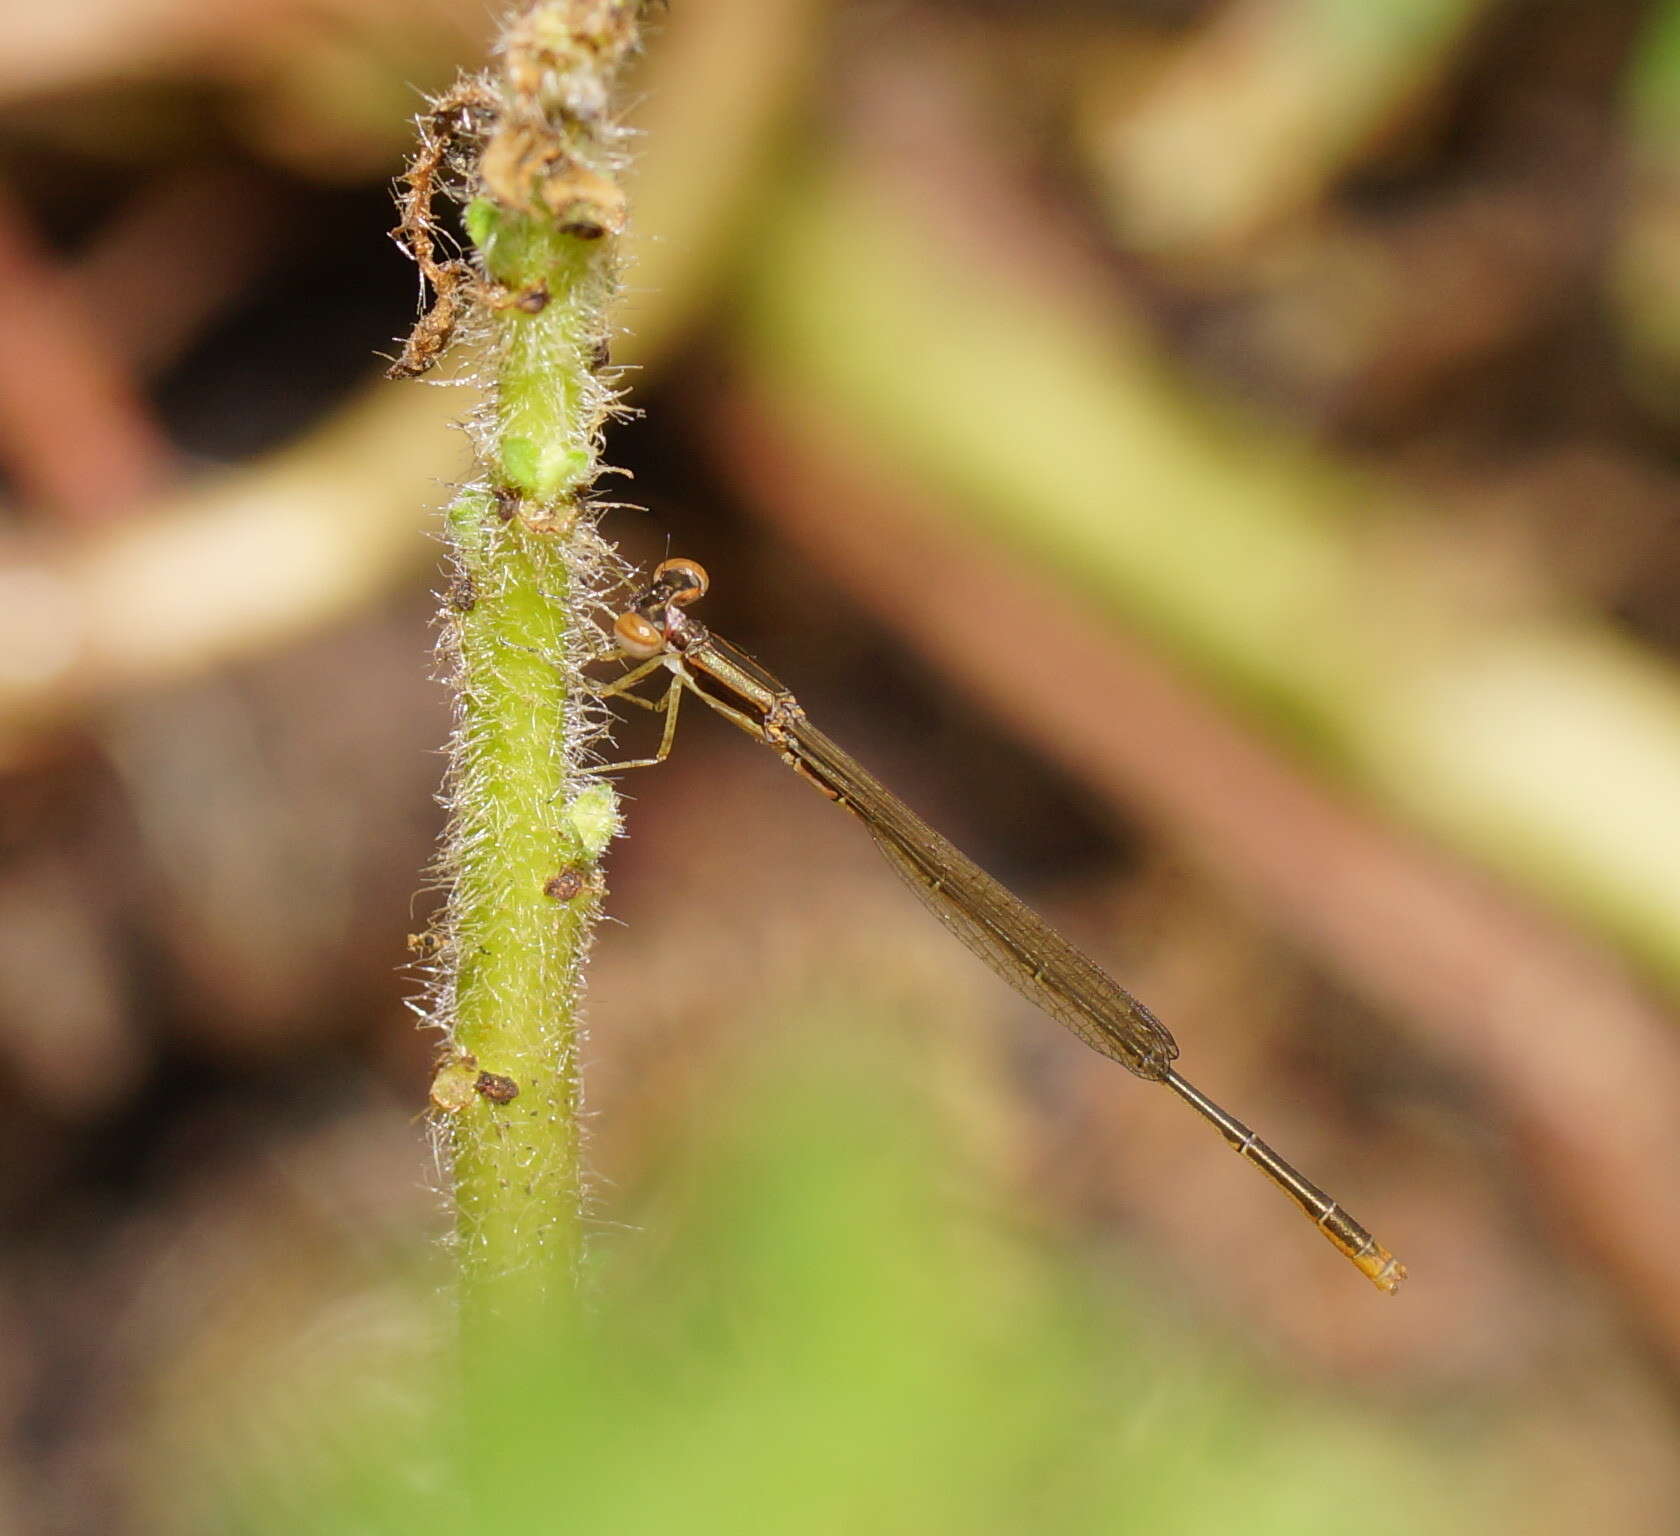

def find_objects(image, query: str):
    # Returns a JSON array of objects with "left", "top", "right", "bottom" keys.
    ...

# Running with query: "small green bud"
[
  {"left": 565, "top": 782, "right": 619, "bottom": 858},
  {"left": 501, "top": 437, "right": 590, "bottom": 500}
]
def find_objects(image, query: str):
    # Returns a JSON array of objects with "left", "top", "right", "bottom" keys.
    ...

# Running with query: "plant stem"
[
  {"left": 441, "top": 490, "right": 607, "bottom": 1316},
  {"left": 396, "top": 2, "right": 642, "bottom": 1322}
]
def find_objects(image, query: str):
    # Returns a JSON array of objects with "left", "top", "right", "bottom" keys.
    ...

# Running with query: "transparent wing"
[{"left": 785, "top": 718, "right": 1178, "bottom": 1080}]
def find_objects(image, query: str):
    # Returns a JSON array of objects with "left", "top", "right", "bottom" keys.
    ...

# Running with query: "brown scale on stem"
[{"left": 474, "top": 1071, "right": 521, "bottom": 1105}]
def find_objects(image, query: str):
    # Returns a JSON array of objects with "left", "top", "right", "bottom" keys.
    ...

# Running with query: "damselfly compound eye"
[
  {"left": 614, "top": 611, "right": 665, "bottom": 659},
  {"left": 652, "top": 558, "right": 708, "bottom": 606}
]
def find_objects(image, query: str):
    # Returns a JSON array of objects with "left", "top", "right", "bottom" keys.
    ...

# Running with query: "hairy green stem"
[
  {"left": 441, "top": 489, "right": 611, "bottom": 1314},
  {"left": 398, "top": 2, "right": 641, "bottom": 1323}
]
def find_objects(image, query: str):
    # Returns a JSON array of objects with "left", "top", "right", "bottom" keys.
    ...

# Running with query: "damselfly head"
[{"left": 615, "top": 558, "right": 709, "bottom": 656}]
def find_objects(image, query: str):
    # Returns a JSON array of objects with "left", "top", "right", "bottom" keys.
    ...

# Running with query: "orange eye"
[
  {"left": 614, "top": 611, "right": 665, "bottom": 659},
  {"left": 652, "top": 558, "right": 708, "bottom": 606}
]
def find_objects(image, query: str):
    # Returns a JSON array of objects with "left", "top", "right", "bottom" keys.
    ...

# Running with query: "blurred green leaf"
[{"left": 163, "top": 1026, "right": 1474, "bottom": 1536}]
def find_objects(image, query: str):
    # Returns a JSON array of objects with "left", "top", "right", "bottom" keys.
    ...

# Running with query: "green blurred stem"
[
  {"left": 1095, "top": 0, "right": 1494, "bottom": 254},
  {"left": 442, "top": 204, "right": 617, "bottom": 1317},
  {"left": 743, "top": 162, "right": 1680, "bottom": 998},
  {"left": 1610, "top": 0, "right": 1680, "bottom": 406}
]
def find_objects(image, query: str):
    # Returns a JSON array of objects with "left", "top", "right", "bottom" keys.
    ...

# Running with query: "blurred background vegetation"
[{"left": 2, "top": 0, "right": 1679, "bottom": 1530}]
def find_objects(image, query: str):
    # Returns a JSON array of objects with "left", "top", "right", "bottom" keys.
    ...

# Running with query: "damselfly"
[{"left": 595, "top": 558, "right": 1405, "bottom": 1293}]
